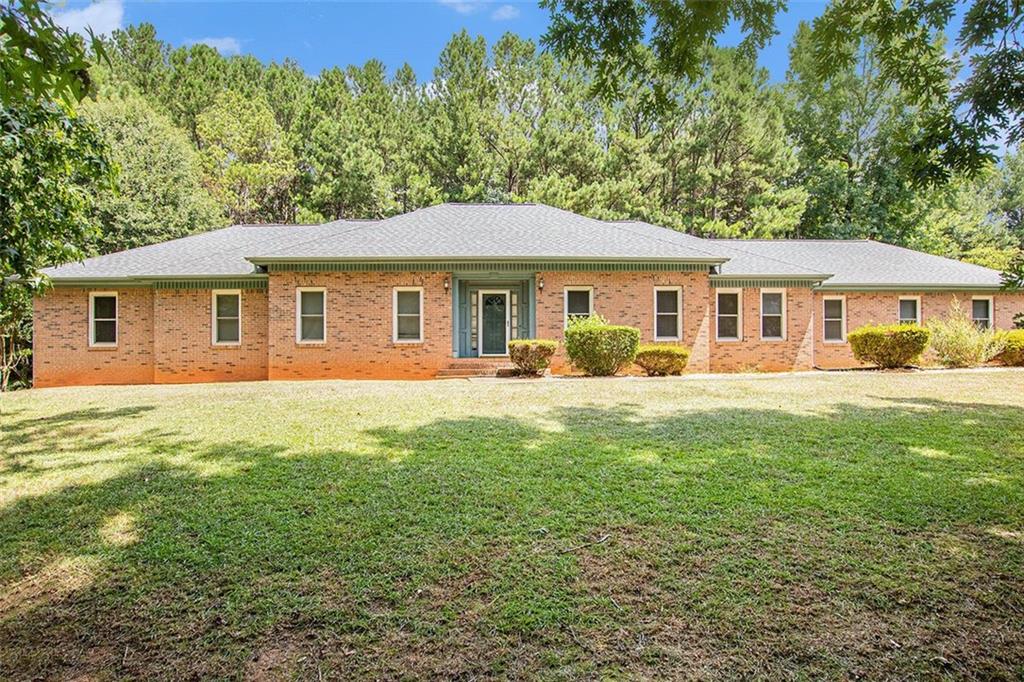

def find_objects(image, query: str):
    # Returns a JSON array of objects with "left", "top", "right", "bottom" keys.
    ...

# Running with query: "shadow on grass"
[{"left": 0, "top": 397, "right": 1023, "bottom": 679}]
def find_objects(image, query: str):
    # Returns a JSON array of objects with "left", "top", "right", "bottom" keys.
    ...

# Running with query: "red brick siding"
[
  {"left": 534, "top": 271, "right": 711, "bottom": 372},
  {"left": 33, "top": 287, "right": 155, "bottom": 387},
  {"left": 813, "top": 291, "right": 1024, "bottom": 368},
  {"left": 709, "top": 287, "right": 815, "bottom": 372},
  {"left": 266, "top": 271, "right": 452, "bottom": 380},
  {"left": 153, "top": 288, "right": 268, "bottom": 383}
]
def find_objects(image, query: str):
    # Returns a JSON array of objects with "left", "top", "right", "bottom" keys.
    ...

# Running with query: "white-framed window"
[
  {"left": 563, "top": 286, "right": 593, "bottom": 327},
  {"left": 823, "top": 296, "right": 846, "bottom": 342},
  {"left": 393, "top": 287, "right": 424, "bottom": 343},
  {"left": 972, "top": 296, "right": 993, "bottom": 329},
  {"left": 716, "top": 289, "right": 742, "bottom": 341},
  {"left": 760, "top": 289, "right": 786, "bottom": 340},
  {"left": 212, "top": 289, "right": 241, "bottom": 345},
  {"left": 88, "top": 291, "right": 118, "bottom": 347},
  {"left": 295, "top": 287, "right": 326, "bottom": 343},
  {"left": 898, "top": 296, "right": 921, "bottom": 325},
  {"left": 653, "top": 286, "right": 682, "bottom": 341}
]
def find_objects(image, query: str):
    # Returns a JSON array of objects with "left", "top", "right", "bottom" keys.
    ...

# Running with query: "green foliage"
[
  {"left": 847, "top": 324, "right": 931, "bottom": 369},
  {"left": 927, "top": 299, "right": 1007, "bottom": 368},
  {"left": 0, "top": 283, "right": 33, "bottom": 391},
  {"left": 507, "top": 339, "right": 558, "bottom": 376},
  {"left": 196, "top": 90, "right": 297, "bottom": 223},
  {"left": 563, "top": 314, "right": 640, "bottom": 376},
  {"left": 1014, "top": 312, "right": 1024, "bottom": 330},
  {"left": 1003, "top": 251, "right": 1024, "bottom": 291},
  {"left": 634, "top": 344, "right": 690, "bottom": 376},
  {"left": 999, "top": 330, "right": 1024, "bottom": 367},
  {"left": 542, "top": 0, "right": 1021, "bottom": 182},
  {"left": 83, "top": 94, "right": 226, "bottom": 251}
]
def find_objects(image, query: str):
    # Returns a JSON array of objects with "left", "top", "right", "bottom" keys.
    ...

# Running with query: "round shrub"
[
  {"left": 847, "top": 323, "right": 931, "bottom": 369},
  {"left": 507, "top": 339, "right": 558, "bottom": 376},
  {"left": 564, "top": 314, "right": 640, "bottom": 376},
  {"left": 634, "top": 344, "right": 690, "bottom": 376},
  {"left": 999, "top": 330, "right": 1024, "bottom": 366}
]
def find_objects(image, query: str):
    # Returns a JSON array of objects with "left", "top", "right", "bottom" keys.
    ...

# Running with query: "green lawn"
[{"left": 2, "top": 371, "right": 1024, "bottom": 680}]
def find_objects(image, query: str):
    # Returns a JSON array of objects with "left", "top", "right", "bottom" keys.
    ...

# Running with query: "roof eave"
[
  {"left": 815, "top": 282, "right": 1005, "bottom": 292},
  {"left": 245, "top": 255, "right": 729, "bottom": 265}
]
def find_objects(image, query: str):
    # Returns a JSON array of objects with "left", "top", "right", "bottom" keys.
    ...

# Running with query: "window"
[
  {"left": 295, "top": 288, "right": 326, "bottom": 343},
  {"left": 653, "top": 287, "right": 682, "bottom": 340},
  {"left": 972, "top": 297, "right": 993, "bottom": 329},
  {"left": 393, "top": 287, "right": 423, "bottom": 343},
  {"left": 760, "top": 290, "right": 786, "bottom": 340},
  {"left": 898, "top": 297, "right": 920, "bottom": 325},
  {"left": 89, "top": 292, "right": 118, "bottom": 347},
  {"left": 212, "top": 290, "right": 241, "bottom": 345},
  {"left": 716, "top": 289, "right": 741, "bottom": 341},
  {"left": 564, "top": 287, "right": 593, "bottom": 327},
  {"left": 823, "top": 297, "right": 846, "bottom": 342}
]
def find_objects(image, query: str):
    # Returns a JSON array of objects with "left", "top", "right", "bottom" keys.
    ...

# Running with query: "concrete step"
[{"left": 435, "top": 361, "right": 517, "bottom": 378}]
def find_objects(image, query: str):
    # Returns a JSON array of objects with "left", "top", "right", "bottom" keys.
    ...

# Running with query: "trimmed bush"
[
  {"left": 927, "top": 298, "right": 1006, "bottom": 368},
  {"left": 1014, "top": 312, "right": 1024, "bottom": 330},
  {"left": 999, "top": 330, "right": 1024, "bottom": 366},
  {"left": 507, "top": 339, "right": 557, "bottom": 376},
  {"left": 564, "top": 314, "right": 640, "bottom": 376},
  {"left": 847, "top": 323, "right": 930, "bottom": 369},
  {"left": 634, "top": 344, "right": 691, "bottom": 376}
]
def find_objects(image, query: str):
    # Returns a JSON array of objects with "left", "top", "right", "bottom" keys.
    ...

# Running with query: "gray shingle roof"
[
  {"left": 248, "top": 203, "right": 727, "bottom": 263},
  {"left": 40, "top": 222, "right": 376, "bottom": 280},
  {"left": 40, "top": 203, "right": 1006, "bottom": 290},
  {"left": 712, "top": 239, "right": 1004, "bottom": 288}
]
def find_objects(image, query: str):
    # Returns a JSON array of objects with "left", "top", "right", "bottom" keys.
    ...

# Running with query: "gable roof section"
[
  {"left": 247, "top": 204, "right": 728, "bottom": 264},
  {"left": 712, "top": 239, "right": 1004, "bottom": 290}
]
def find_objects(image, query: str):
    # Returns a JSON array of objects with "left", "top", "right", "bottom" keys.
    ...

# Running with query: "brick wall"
[
  {"left": 266, "top": 270, "right": 452, "bottom": 380},
  {"left": 534, "top": 271, "right": 712, "bottom": 372},
  {"left": 708, "top": 287, "right": 815, "bottom": 372},
  {"left": 813, "top": 291, "right": 1024, "bottom": 368},
  {"left": 153, "top": 288, "right": 268, "bottom": 383},
  {"left": 33, "top": 287, "right": 155, "bottom": 387}
]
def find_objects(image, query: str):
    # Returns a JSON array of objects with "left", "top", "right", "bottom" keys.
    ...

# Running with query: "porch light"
[
  {"left": 539, "top": 277, "right": 545, "bottom": 291},
  {"left": 444, "top": 277, "right": 450, "bottom": 291}
]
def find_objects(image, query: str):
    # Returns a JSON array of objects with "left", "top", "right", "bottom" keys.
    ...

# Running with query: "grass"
[{"left": 2, "top": 370, "right": 1024, "bottom": 679}]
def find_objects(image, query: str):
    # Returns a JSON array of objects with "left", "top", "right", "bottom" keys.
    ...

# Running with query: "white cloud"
[
  {"left": 191, "top": 37, "right": 243, "bottom": 56},
  {"left": 52, "top": 0, "right": 123, "bottom": 37},
  {"left": 438, "top": 0, "right": 482, "bottom": 14},
  {"left": 491, "top": 4, "right": 520, "bottom": 20}
]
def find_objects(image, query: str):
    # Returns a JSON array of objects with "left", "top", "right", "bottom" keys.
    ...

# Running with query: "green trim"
[
  {"left": 50, "top": 276, "right": 268, "bottom": 290},
  {"left": 266, "top": 261, "right": 711, "bottom": 273},
  {"left": 712, "top": 278, "right": 824, "bottom": 289},
  {"left": 153, "top": 279, "right": 267, "bottom": 290}
]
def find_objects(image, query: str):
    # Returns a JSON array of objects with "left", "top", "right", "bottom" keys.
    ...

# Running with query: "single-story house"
[{"left": 34, "top": 202, "right": 1024, "bottom": 386}]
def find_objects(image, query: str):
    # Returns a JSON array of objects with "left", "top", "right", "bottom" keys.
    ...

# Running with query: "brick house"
[{"left": 33, "top": 203, "right": 1024, "bottom": 387}]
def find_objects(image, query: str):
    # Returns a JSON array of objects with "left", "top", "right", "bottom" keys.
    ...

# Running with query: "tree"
[
  {"left": 83, "top": 94, "right": 226, "bottom": 251},
  {"left": 196, "top": 90, "right": 297, "bottom": 223},
  {"left": 541, "top": 0, "right": 1024, "bottom": 182},
  {"left": 163, "top": 43, "right": 227, "bottom": 143}
]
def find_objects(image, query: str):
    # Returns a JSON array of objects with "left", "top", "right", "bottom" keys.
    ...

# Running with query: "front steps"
[{"left": 435, "top": 358, "right": 516, "bottom": 378}]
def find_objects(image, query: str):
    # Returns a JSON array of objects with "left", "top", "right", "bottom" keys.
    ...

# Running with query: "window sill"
[
  {"left": 212, "top": 342, "right": 241, "bottom": 348},
  {"left": 393, "top": 339, "right": 424, "bottom": 345},
  {"left": 715, "top": 337, "right": 743, "bottom": 343},
  {"left": 823, "top": 339, "right": 847, "bottom": 345},
  {"left": 761, "top": 337, "right": 787, "bottom": 343},
  {"left": 88, "top": 344, "right": 118, "bottom": 351},
  {"left": 654, "top": 336, "right": 681, "bottom": 342},
  {"left": 296, "top": 340, "right": 326, "bottom": 346}
]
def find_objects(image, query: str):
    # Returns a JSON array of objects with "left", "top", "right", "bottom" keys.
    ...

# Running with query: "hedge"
[
  {"left": 848, "top": 323, "right": 930, "bottom": 369},
  {"left": 999, "top": 330, "right": 1024, "bottom": 366},
  {"left": 564, "top": 315, "right": 640, "bottom": 376},
  {"left": 634, "top": 344, "right": 690, "bottom": 376},
  {"left": 507, "top": 339, "right": 558, "bottom": 376}
]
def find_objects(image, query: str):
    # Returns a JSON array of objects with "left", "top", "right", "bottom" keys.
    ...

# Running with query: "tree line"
[{"left": 90, "top": 22, "right": 1023, "bottom": 267}]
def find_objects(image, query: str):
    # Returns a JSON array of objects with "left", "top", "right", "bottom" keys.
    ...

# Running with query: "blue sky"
[{"left": 52, "top": 0, "right": 841, "bottom": 83}]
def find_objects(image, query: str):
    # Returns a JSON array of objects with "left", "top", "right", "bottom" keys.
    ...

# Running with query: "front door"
[{"left": 479, "top": 290, "right": 510, "bottom": 356}]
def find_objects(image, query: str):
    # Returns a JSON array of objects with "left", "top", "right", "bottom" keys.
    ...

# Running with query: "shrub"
[
  {"left": 564, "top": 314, "right": 640, "bottom": 376},
  {"left": 1014, "top": 312, "right": 1024, "bottom": 330},
  {"left": 927, "top": 298, "right": 1006, "bottom": 368},
  {"left": 998, "top": 330, "right": 1024, "bottom": 366},
  {"left": 847, "top": 323, "right": 931, "bottom": 369},
  {"left": 507, "top": 339, "right": 558, "bottom": 376},
  {"left": 634, "top": 344, "right": 691, "bottom": 376}
]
